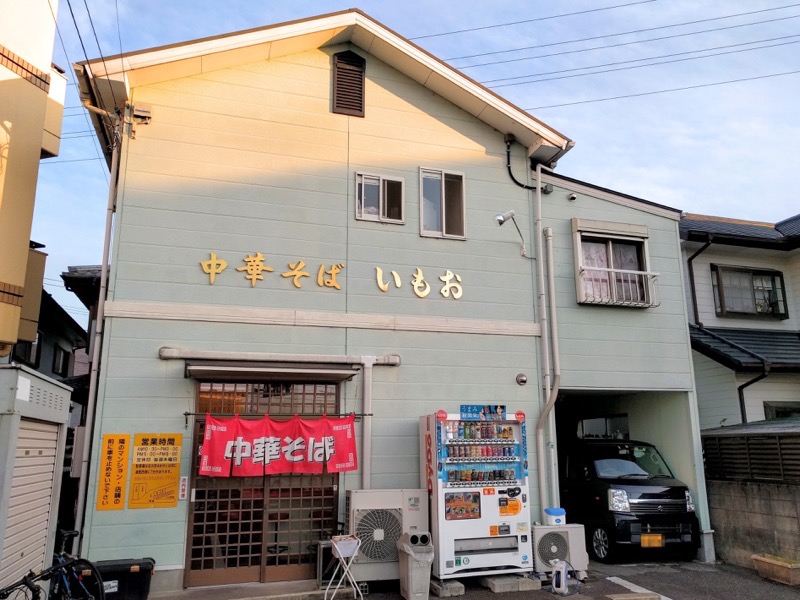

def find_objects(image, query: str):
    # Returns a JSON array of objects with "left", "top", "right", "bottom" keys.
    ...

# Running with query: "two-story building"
[
  {"left": 74, "top": 9, "right": 712, "bottom": 592},
  {"left": 681, "top": 213, "right": 800, "bottom": 427}
]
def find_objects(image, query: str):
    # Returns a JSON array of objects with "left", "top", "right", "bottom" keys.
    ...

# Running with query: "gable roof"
[
  {"left": 680, "top": 213, "right": 800, "bottom": 250},
  {"left": 75, "top": 9, "right": 573, "bottom": 166},
  {"left": 689, "top": 324, "right": 800, "bottom": 373}
]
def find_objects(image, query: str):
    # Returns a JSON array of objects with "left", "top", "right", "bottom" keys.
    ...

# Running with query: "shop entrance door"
[{"left": 185, "top": 382, "right": 340, "bottom": 587}]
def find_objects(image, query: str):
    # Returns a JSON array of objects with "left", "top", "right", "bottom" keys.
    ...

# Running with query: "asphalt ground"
[{"left": 358, "top": 558, "right": 800, "bottom": 600}]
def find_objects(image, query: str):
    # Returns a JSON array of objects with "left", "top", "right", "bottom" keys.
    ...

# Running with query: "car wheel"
[{"left": 590, "top": 527, "right": 616, "bottom": 562}]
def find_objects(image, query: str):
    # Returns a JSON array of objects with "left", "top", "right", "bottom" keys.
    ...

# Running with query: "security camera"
[
  {"left": 568, "top": 193, "right": 578, "bottom": 201},
  {"left": 495, "top": 210, "right": 515, "bottom": 225}
]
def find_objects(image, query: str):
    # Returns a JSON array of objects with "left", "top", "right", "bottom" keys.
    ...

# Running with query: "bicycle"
[{"left": 0, "top": 530, "right": 105, "bottom": 600}]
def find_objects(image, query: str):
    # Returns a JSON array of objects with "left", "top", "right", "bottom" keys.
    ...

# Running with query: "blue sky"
[{"left": 35, "top": 0, "right": 800, "bottom": 323}]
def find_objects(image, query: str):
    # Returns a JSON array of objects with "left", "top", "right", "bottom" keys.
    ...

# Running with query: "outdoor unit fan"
[
  {"left": 537, "top": 530, "right": 570, "bottom": 566},
  {"left": 353, "top": 508, "right": 403, "bottom": 564},
  {"left": 532, "top": 524, "right": 589, "bottom": 576}
]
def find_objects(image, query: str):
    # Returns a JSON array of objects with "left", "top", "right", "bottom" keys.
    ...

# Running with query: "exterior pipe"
[
  {"left": 737, "top": 370, "right": 770, "bottom": 424},
  {"left": 686, "top": 236, "right": 713, "bottom": 326},
  {"left": 533, "top": 162, "right": 553, "bottom": 520},
  {"left": 72, "top": 113, "right": 121, "bottom": 554},
  {"left": 543, "top": 227, "right": 562, "bottom": 508}
]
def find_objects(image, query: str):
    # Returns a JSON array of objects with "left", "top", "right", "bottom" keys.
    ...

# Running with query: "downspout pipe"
[
  {"left": 72, "top": 110, "right": 122, "bottom": 555},
  {"left": 686, "top": 234, "right": 713, "bottom": 326},
  {"left": 533, "top": 162, "right": 552, "bottom": 520},
  {"left": 503, "top": 136, "right": 553, "bottom": 517},
  {"left": 695, "top": 328, "right": 771, "bottom": 424},
  {"left": 541, "top": 227, "right": 561, "bottom": 509},
  {"left": 738, "top": 371, "right": 770, "bottom": 424}
]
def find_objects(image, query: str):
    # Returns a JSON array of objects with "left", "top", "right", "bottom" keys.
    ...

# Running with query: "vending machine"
[{"left": 420, "top": 406, "right": 533, "bottom": 579}]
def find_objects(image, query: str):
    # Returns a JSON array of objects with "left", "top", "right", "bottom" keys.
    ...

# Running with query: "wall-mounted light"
[
  {"left": 516, "top": 373, "right": 528, "bottom": 386},
  {"left": 495, "top": 210, "right": 529, "bottom": 257}
]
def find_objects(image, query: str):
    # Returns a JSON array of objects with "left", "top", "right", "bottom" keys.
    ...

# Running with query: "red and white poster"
[{"left": 199, "top": 414, "right": 358, "bottom": 477}]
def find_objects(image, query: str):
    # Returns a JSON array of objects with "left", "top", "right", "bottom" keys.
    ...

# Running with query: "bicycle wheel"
[{"left": 54, "top": 560, "right": 105, "bottom": 600}]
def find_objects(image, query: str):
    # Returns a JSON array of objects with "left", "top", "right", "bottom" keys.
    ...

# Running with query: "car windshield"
[{"left": 592, "top": 444, "right": 673, "bottom": 478}]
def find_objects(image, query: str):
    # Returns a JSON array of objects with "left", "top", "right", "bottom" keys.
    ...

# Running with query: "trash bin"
[
  {"left": 94, "top": 558, "right": 156, "bottom": 600},
  {"left": 396, "top": 532, "right": 434, "bottom": 600},
  {"left": 544, "top": 507, "right": 566, "bottom": 525}
]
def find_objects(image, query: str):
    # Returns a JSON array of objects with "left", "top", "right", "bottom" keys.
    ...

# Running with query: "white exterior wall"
[{"left": 692, "top": 350, "right": 738, "bottom": 429}]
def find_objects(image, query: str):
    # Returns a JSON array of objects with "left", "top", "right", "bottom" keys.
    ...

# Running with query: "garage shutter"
[{"left": 0, "top": 419, "right": 59, "bottom": 585}]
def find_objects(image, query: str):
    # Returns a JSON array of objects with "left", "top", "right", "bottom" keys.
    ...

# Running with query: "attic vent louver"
[{"left": 333, "top": 50, "right": 365, "bottom": 117}]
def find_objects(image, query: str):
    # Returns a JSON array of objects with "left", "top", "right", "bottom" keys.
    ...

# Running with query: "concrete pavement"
[{"left": 149, "top": 560, "right": 799, "bottom": 600}]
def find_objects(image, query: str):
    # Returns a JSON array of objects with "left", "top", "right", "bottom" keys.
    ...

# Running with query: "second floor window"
[
  {"left": 711, "top": 264, "right": 788, "bottom": 319},
  {"left": 53, "top": 345, "right": 69, "bottom": 377},
  {"left": 572, "top": 218, "right": 659, "bottom": 308},
  {"left": 420, "top": 169, "right": 465, "bottom": 239},
  {"left": 356, "top": 173, "right": 404, "bottom": 223}
]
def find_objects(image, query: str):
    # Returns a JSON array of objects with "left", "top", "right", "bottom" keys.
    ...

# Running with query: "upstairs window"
[
  {"left": 711, "top": 264, "right": 788, "bottom": 319},
  {"left": 53, "top": 345, "right": 69, "bottom": 377},
  {"left": 12, "top": 331, "right": 40, "bottom": 368},
  {"left": 356, "top": 173, "right": 404, "bottom": 223},
  {"left": 420, "top": 169, "right": 465, "bottom": 239},
  {"left": 573, "top": 218, "right": 659, "bottom": 308},
  {"left": 332, "top": 51, "right": 365, "bottom": 117}
]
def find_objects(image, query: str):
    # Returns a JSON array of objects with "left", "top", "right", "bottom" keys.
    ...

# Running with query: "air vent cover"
[{"left": 333, "top": 51, "right": 365, "bottom": 117}]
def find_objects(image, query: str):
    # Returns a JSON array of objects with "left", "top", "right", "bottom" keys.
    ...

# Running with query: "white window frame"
[
  {"left": 419, "top": 168, "right": 466, "bottom": 239},
  {"left": 355, "top": 173, "right": 405, "bottom": 224},
  {"left": 572, "top": 218, "right": 659, "bottom": 308}
]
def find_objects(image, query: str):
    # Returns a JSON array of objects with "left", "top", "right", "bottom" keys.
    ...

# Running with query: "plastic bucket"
[{"left": 544, "top": 507, "right": 566, "bottom": 526}]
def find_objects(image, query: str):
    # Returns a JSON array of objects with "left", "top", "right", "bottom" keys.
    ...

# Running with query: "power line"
[
  {"left": 448, "top": 2, "right": 800, "bottom": 60},
  {"left": 489, "top": 35, "right": 800, "bottom": 88},
  {"left": 525, "top": 69, "right": 800, "bottom": 110},
  {"left": 41, "top": 157, "right": 104, "bottom": 164},
  {"left": 457, "top": 13, "right": 800, "bottom": 69},
  {"left": 81, "top": 0, "right": 119, "bottom": 109},
  {"left": 410, "top": 0, "right": 657, "bottom": 40},
  {"left": 48, "top": 0, "right": 109, "bottom": 185}
]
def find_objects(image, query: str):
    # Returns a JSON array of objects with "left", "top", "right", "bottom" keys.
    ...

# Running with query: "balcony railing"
[{"left": 578, "top": 267, "right": 660, "bottom": 308}]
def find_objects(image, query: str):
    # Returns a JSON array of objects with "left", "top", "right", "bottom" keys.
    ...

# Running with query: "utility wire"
[
  {"left": 525, "top": 69, "right": 800, "bottom": 110},
  {"left": 47, "top": 0, "right": 109, "bottom": 185},
  {"left": 448, "top": 2, "right": 800, "bottom": 60},
  {"left": 81, "top": 0, "right": 118, "bottom": 109},
  {"left": 410, "top": 0, "right": 657, "bottom": 39},
  {"left": 490, "top": 35, "right": 800, "bottom": 87},
  {"left": 458, "top": 13, "right": 800, "bottom": 69},
  {"left": 41, "top": 157, "right": 104, "bottom": 164}
]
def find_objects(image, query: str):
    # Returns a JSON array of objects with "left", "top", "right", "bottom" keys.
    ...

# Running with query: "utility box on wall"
[{"left": 0, "top": 365, "right": 71, "bottom": 588}]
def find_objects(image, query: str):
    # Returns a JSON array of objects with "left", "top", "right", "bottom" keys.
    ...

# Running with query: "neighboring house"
[
  {"left": 680, "top": 213, "right": 800, "bottom": 428},
  {"left": 75, "top": 9, "right": 711, "bottom": 592},
  {"left": 0, "top": 1, "right": 70, "bottom": 587},
  {"left": 11, "top": 290, "right": 88, "bottom": 381},
  {"left": 0, "top": 0, "right": 65, "bottom": 356}
]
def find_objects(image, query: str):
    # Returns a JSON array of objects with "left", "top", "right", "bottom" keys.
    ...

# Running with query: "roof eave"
[{"left": 74, "top": 9, "right": 572, "bottom": 164}]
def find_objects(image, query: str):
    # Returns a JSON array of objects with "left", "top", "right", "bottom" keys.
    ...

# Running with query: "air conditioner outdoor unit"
[
  {"left": 345, "top": 489, "right": 428, "bottom": 581},
  {"left": 532, "top": 524, "right": 589, "bottom": 579}
]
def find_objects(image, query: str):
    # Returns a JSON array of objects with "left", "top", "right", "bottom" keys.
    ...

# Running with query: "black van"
[{"left": 560, "top": 439, "right": 700, "bottom": 562}]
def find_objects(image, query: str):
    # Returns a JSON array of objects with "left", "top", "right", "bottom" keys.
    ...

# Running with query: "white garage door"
[{"left": 0, "top": 419, "right": 59, "bottom": 585}]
